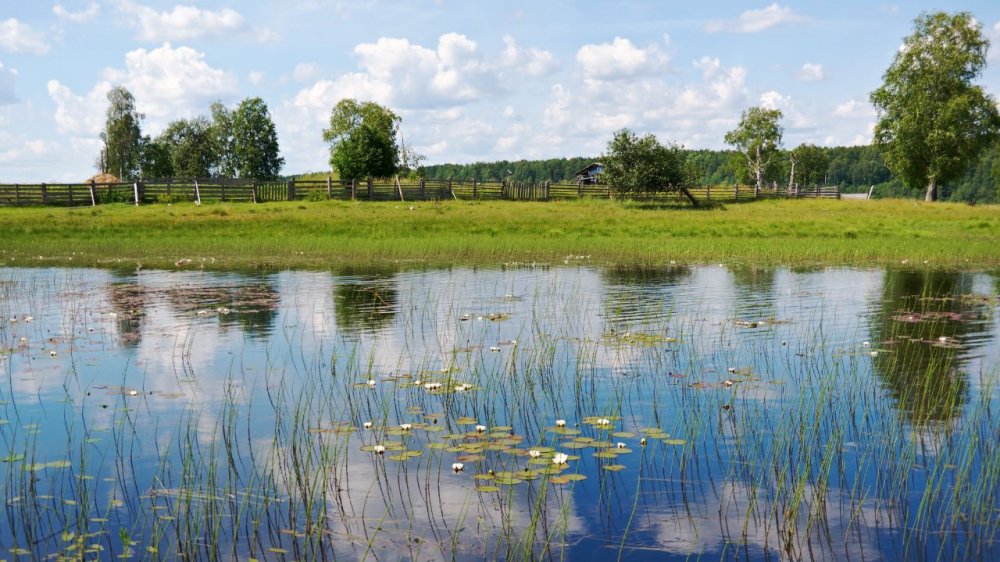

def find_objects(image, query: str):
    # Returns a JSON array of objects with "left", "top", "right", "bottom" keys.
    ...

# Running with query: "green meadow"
[{"left": 1, "top": 198, "right": 997, "bottom": 269}]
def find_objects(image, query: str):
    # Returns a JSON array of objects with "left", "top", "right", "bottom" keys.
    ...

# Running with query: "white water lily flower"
[
  {"left": 552, "top": 452, "right": 569, "bottom": 465},
  {"left": 863, "top": 341, "right": 871, "bottom": 348},
  {"left": 366, "top": 379, "right": 376, "bottom": 387},
  {"left": 596, "top": 418, "right": 611, "bottom": 426},
  {"left": 640, "top": 438, "right": 647, "bottom": 446},
  {"left": 373, "top": 445, "right": 386, "bottom": 455},
  {"left": 724, "top": 380, "right": 734, "bottom": 387},
  {"left": 870, "top": 351, "right": 878, "bottom": 357},
  {"left": 489, "top": 346, "right": 501, "bottom": 352},
  {"left": 363, "top": 422, "right": 373, "bottom": 429},
  {"left": 528, "top": 449, "right": 541, "bottom": 458},
  {"left": 452, "top": 462, "right": 464, "bottom": 473},
  {"left": 616, "top": 442, "right": 626, "bottom": 449},
  {"left": 555, "top": 419, "right": 566, "bottom": 427},
  {"left": 49, "top": 350, "right": 57, "bottom": 357},
  {"left": 127, "top": 389, "right": 138, "bottom": 396},
  {"left": 475, "top": 425, "right": 486, "bottom": 433},
  {"left": 400, "top": 423, "right": 412, "bottom": 431}
]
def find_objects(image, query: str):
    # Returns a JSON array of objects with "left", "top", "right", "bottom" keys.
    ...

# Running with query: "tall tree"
[
  {"left": 209, "top": 101, "right": 236, "bottom": 177},
  {"left": 870, "top": 11, "right": 1000, "bottom": 201},
  {"left": 788, "top": 144, "right": 829, "bottom": 188},
  {"left": 323, "top": 99, "right": 400, "bottom": 180},
  {"left": 602, "top": 128, "right": 698, "bottom": 200},
  {"left": 230, "top": 97, "right": 283, "bottom": 179},
  {"left": 139, "top": 136, "right": 173, "bottom": 178},
  {"left": 724, "top": 106, "right": 783, "bottom": 191},
  {"left": 100, "top": 86, "right": 144, "bottom": 180},
  {"left": 158, "top": 116, "right": 217, "bottom": 178}
]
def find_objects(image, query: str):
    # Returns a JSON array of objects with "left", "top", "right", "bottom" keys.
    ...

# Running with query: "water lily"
[
  {"left": 400, "top": 423, "right": 412, "bottom": 431},
  {"left": 363, "top": 421, "right": 373, "bottom": 429},
  {"left": 640, "top": 438, "right": 647, "bottom": 446},
  {"left": 616, "top": 442, "right": 626, "bottom": 449},
  {"left": 127, "top": 389, "right": 138, "bottom": 396},
  {"left": 724, "top": 380, "right": 734, "bottom": 387},
  {"left": 555, "top": 419, "right": 567, "bottom": 427},
  {"left": 373, "top": 445, "right": 386, "bottom": 455},
  {"left": 475, "top": 425, "right": 486, "bottom": 433},
  {"left": 552, "top": 452, "right": 569, "bottom": 465},
  {"left": 452, "top": 462, "right": 464, "bottom": 473},
  {"left": 49, "top": 350, "right": 57, "bottom": 357},
  {"left": 863, "top": 341, "right": 871, "bottom": 348},
  {"left": 596, "top": 418, "right": 611, "bottom": 426},
  {"left": 870, "top": 351, "right": 878, "bottom": 357},
  {"left": 489, "top": 346, "right": 501, "bottom": 352},
  {"left": 528, "top": 449, "right": 541, "bottom": 458},
  {"left": 366, "top": 379, "right": 376, "bottom": 387}
]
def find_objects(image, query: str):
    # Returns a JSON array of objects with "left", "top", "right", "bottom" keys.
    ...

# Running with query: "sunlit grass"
[{"left": 0, "top": 198, "right": 997, "bottom": 269}]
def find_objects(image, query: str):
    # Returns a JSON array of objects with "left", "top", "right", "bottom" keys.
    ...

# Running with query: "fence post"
[
  {"left": 41, "top": 183, "right": 49, "bottom": 205},
  {"left": 367, "top": 177, "right": 373, "bottom": 199},
  {"left": 447, "top": 179, "right": 453, "bottom": 199},
  {"left": 326, "top": 176, "right": 332, "bottom": 199},
  {"left": 252, "top": 180, "right": 258, "bottom": 204},
  {"left": 221, "top": 180, "right": 227, "bottom": 202},
  {"left": 166, "top": 178, "right": 172, "bottom": 197},
  {"left": 473, "top": 179, "right": 477, "bottom": 199},
  {"left": 68, "top": 184, "right": 74, "bottom": 206},
  {"left": 419, "top": 178, "right": 425, "bottom": 199},
  {"left": 14, "top": 184, "right": 19, "bottom": 206},
  {"left": 836, "top": 185, "right": 841, "bottom": 199},
  {"left": 287, "top": 178, "right": 296, "bottom": 201},
  {"left": 351, "top": 178, "right": 357, "bottom": 200},
  {"left": 132, "top": 182, "right": 140, "bottom": 206},
  {"left": 706, "top": 185, "right": 711, "bottom": 200},
  {"left": 89, "top": 180, "right": 97, "bottom": 206},
  {"left": 545, "top": 181, "right": 550, "bottom": 201},
  {"left": 815, "top": 184, "right": 820, "bottom": 198},
  {"left": 734, "top": 184, "right": 739, "bottom": 200}
]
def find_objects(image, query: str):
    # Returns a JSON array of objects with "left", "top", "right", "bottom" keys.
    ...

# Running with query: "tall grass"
[{"left": 0, "top": 198, "right": 997, "bottom": 269}]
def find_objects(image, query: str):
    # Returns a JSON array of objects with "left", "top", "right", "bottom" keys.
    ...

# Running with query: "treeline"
[{"left": 422, "top": 144, "right": 999, "bottom": 203}]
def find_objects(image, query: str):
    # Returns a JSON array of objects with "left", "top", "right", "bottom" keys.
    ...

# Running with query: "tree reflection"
[
  {"left": 869, "top": 269, "right": 989, "bottom": 425},
  {"left": 333, "top": 267, "right": 399, "bottom": 335},
  {"left": 600, "top": 265, "right": 691, "bottom": 329},
  {"left": 108, "top": 279, "right": 147, "bottom": 348},
  {"left": 728, "top": 264, "right": 777, "bottom": 320},
  {"left": 164, "top": 280, "right": 280, "bottom": 340}
]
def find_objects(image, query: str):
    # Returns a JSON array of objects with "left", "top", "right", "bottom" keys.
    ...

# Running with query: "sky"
[{"left": 1, "top": 1, "right": 1000, "bottom": 182}]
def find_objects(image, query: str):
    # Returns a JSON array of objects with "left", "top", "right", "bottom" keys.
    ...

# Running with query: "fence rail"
[{"left": 0, "top": 178, "right": 840, "bottom": 207}]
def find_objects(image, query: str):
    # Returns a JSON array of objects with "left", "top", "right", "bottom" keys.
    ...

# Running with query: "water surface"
[{"left": 0, "top": 264, "right": 997, "bottom": 560}]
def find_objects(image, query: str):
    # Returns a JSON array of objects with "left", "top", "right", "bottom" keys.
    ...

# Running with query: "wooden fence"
[{"left": 0, "top": 178, "right": 840, "bottom": 207}]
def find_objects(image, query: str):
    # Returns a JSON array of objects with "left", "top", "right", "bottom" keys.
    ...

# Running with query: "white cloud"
[
  {"left": 293, "top": 63, "right": 322, "bottom": 83},
  {"left": 500, "top": 35, "right": 557, "bottom": 77},
  {"left": 576, "top": 37, "right": 669, "bottom": 81},
  {"left": 0, "top": 18, "right": 51, "bottom": 55},
  {"left": 48, "top": 44, "right": 236, "bottom": 138},
  {"left": 0, "top": 139, "right": 54, "bottom": 163},
  {"left": 53, "top": 3, "right": 100, "bottom": 23},
  {"left": 248, "top": 71, "right": 265, "bottom": 85},
  {"left": 0, "top": 62, "right": 17, "bottom": 105},
  {"left": 832, "top": 99, "right": 875, "bottom": 119},
  {"left": 47, "top": 79, "right": 110, "bottom": 136},
  {"left": 116, "top": 1, "right": 277, "bottom": 43},
  {"left": 706, "top": 3, "right": 805, "bottom": 34},
  {"left": 103, "top": 43, "right": 237, "bottom": 127},
  {"left": 797, "top": 63, "right": 825, "bottom": 82}
]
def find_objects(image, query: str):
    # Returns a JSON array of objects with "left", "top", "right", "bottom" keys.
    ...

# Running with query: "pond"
[{"left": 0, "top": 264, "right": 997, "bottom": 561}]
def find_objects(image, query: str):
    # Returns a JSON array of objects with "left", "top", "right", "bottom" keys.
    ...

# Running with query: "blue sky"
[{"left": 1, "top": 1, "right": 999, "bottom": 181}]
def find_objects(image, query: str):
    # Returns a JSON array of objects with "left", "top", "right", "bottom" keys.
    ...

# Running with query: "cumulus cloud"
[
  {"left": 797, "top": 63, "right": 825, "bottom": 81},
  {"left": 990, "top": 22, "right": 1000, "bottom": 62},
  {"left": 53, "top": 3, "right": 100, "bottom": 23},
  {"left": 576, "top": 37, "right": 669, "bottom": 81},
  {"left": 0, "top": 139, "right": 54, "bottom": 163},
  {"left": 0, "top": 62, "right": 17, "bottom": 104},
  {"left": 0, "top": 18, "right": 51, "bottom": 54},
  {"left": 706, "top": 3, "right": 805, "bottom": 33},
  {"left": 832, "top": 99, "right": 875, "bottom": 119},
  {"left": 293, "top": 63, "right": 322, "bottom": 83},
  {"left": 116, "top": 1, "right": 277, "bottom": 43},
  {"left": 48, "top": 44, "right": 236, "bottom": 137},
  {"left": 500, "top": 35, "right": 557, "bottom": 77}
]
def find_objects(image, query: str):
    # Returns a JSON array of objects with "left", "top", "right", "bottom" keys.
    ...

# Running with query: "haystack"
[{"left": 85, "top": 172, "right": 120, "bottom": 183}]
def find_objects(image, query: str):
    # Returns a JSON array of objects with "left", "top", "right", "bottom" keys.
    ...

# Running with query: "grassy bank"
[{"left": 0, "top": 198, "right": 997, "bottom": 270}]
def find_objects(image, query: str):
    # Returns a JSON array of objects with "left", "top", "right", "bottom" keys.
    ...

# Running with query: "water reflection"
[
  {"left": 333, "top": 266, "right": 399, "bottom": 335},
  {"left": 0, "top": 265, "right": 996, "bottom": 561},
  {"left": 869, "top": 269, "right": 991, "bottom": 425}
]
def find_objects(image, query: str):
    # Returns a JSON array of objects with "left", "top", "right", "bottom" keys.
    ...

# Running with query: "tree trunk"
[
  {"left": 754, "top": 146, "right": 763, "bottom": 191},
  {"left": 925, "top": 179, "right": 937, "bottom": 201}
]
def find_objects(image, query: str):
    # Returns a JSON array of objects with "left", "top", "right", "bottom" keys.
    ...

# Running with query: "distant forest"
[{"left": 420, "top": 144, "right": 1000, "bottom": 203}]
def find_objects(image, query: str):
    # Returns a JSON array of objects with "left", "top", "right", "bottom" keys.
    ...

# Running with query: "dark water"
[{"left": 0, "top": 265, "right": 997, "bottom": 561}]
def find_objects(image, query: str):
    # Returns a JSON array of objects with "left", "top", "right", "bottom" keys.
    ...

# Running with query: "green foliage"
[
  {"left": 870, "top": 11, "right": 1000, "bottom": 201},
  {"left": 306, "top": 190, "right": 327, "bottom": 202},
  {"left": 724, "top": 106, "right": 784, "bottom": 190},
  {"left": 139, "top": 136, "right": 173, "bottom": 178},
  {"left": 210, "top": 101, "right": 236, "bottom": 177},
  {"left": 158, "top": 116, "right": 217, "bottom": 178},
  {"left": 789, "top": 144, "right": 829, "bottom": 187},
  {"left": 101, "top": 86, "right": 144, "bottom": 180},
  {"left": 423, "top": 157, "right": 598, "bottom": 182},
  {"left": 323, "top": 99, "right": 400, "bottom": 180},
  {"left": 602, "top": 129, "right": 693, "bottom": 198},
  {"left": 231, "top": 98, "right": 284, "bottom": 180}
]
